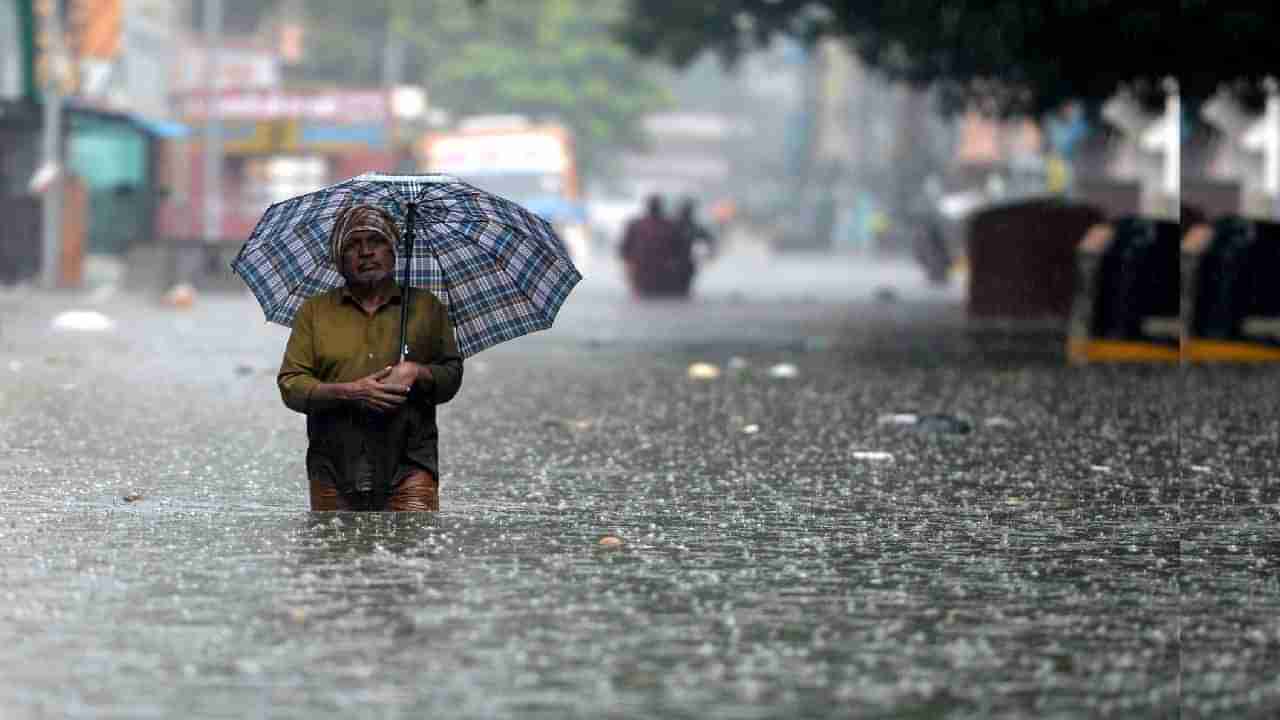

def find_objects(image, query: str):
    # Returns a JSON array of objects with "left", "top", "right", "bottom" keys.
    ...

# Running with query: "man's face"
[{"left": 340, "top": 230, "right": 395, "bottom": 286}]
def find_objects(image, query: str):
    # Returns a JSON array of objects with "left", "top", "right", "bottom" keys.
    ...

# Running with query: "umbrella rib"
[
  {"left": 419, "top": 214, "right": 571, "bottom": 265},
  {"left": 427, "top": 232, "right": 451, "bottom": 309}
]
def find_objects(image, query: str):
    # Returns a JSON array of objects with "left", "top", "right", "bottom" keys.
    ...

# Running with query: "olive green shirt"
[{"left": 277, "top": 285, "right": 463, "bottom": 502}]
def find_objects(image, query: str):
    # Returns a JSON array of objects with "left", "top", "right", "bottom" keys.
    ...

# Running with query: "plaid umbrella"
[{"left": 230, "top": 173, "right": 582, "bottom": 358}]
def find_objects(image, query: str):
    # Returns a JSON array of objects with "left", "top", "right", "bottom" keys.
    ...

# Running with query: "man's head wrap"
[{"left": 329, "top": 204, "right": 401, "bottom": 266}]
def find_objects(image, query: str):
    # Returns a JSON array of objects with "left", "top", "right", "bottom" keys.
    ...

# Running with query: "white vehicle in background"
[
  {"left": 585, "top": 194, "right": 643, "bottom": 254},
  {"left": 417, "top": 116, "right": 591, "bottom": 269}
]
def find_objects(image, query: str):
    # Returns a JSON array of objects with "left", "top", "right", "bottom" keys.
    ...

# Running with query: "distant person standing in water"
[
  {"left": 673, "top": 198, "right": 716, "bottom": 291},
  {"left": 277, "top": 205, "right": 463, "bottom": 511},
  {"left": 620, "top": 195, "right": 686, "bottom": 297}
]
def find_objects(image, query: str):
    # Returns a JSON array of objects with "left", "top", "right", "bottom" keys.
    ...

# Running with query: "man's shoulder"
[
  {"left": 310, "top": 287, "right": 346, "bottom": 303},
  {"left": 297, "top": 287, "right": 345, "bottom": 314},
  {"left": 411, "top": 288, "right": 446, "bottom": 310}
]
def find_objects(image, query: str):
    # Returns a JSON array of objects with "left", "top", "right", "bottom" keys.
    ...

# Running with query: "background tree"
[
  {"left": 292, "top": 0, "right": 669, "bottom": 179},
  {"left": 613, "top": 1, "right": 1270, "bottom": 114}
]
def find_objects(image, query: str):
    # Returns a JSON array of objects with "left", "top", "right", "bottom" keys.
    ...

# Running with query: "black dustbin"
[
  {"left": 1068, "top": 216, "right": 1181, "bottom": 363},
  {"left": 1190, "top": 217, "right": 1280, "bottom": 344},
  {"left": 0, "top": 196, "right": 41, "bottom": 285},
  {"left": 1091, "top": 216, "right": 1181, "bottom": 341}
]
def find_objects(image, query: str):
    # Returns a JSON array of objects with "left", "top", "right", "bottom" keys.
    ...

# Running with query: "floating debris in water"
[
  {"left": 741, "top": 424, "right": 760, "bottom": 435},
  {"left": 122, "top": 493, "right": 144, "bottom": 503},
  {"left": 1090, "top": 465, "right": 1112, "bottom": 473},
  {"left": 983, "top": 416, "right": 1016, "bottom": 429},
  {"left": 598, "top": 535, "right": 624, "bottom": 547},
  {"left": 916, "top": 414, "right": 972, "bottom": 434},
  {"left": 687, "top": 362, "right": 721, "bottom": 380},
  {"left": 542, "top": 417, "right": 594, "bottom": 431},
  {"left": 873, "top": 286, "right": 899, "bottom": 303},
  {"left": 162, "top": 283, "right": 197, "bottom": 308},
  {"left": 852, "top": 451, "right": 894, "bottom": 462},
  {"left": 877, "top": 412, "right": 971, "bottom": 434},
  {"left": 727, "top": 356, "right": 749, "bottom": 371},
  {"left": 51, "top": 310, "right": 114, "bottom": 332},
  {"left": 767, "top": 363, "right": 798, "bottom": 379}
]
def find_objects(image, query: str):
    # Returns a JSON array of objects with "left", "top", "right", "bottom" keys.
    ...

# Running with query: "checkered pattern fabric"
[{"left": 230, "top": 173, "right": 581, "bottom": 357}]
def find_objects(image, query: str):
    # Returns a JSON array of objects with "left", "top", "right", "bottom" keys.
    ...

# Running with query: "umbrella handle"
[{"left": 398, "top": 202, "right": 416, "bottom": 363}]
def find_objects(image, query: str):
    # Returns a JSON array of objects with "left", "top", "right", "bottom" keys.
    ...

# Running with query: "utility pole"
[
  {"left": 1262, "top": 77, "right": 1279, "bottom": 219},
  {"left": 382, "top": 6, "right": 404, "bottom": 89},
  {"left": 1162, "top": 78, "right": 1180, "bottom": 208},
  {"left": 38, "top": 0, "right": 67, "bottom": 289},
  {"left": 202, "top": 0, "right": 223, "bottom": 247}
]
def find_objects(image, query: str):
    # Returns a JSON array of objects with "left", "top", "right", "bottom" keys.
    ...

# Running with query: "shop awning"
[{"left": 133, "top": 116, "right": 191, "bottom": 139}]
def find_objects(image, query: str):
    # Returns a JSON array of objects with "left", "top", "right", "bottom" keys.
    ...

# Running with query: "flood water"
[{"left": 0, "top": 256, "right": 1274, "bottom": 718}]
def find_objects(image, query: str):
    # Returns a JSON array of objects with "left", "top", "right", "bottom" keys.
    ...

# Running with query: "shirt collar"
[{"left": 340, "top": 282, "right": 402, "bottom": 303}]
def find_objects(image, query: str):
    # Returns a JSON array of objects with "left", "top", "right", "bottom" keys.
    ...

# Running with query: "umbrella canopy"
[{"left": 231, "top": 173, "right": 581, "bottom": 357}]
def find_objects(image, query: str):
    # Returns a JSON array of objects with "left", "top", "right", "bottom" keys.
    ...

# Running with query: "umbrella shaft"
[{"left": 398, "top": 202, "right": 417, "bottom": 363}]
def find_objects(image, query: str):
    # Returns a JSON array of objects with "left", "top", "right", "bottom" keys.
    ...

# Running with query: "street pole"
[
  {"left": 39, "top": 5, "right": 66, "bottom": 290},
  {"left": 202, "top": 0, "right": 223, "bottom": 249},
  {"left": 384, "top": 1, "right": 408, "bottom": 170},
  {"left": 1163, "top": 79, "right": 1180, "bottom": 204},
  {"left": 382, "top": 15, "right": 403, "bottom": 89},
  {"left": 1262, "top": 77, "right": 1279, "bottom": 220}
]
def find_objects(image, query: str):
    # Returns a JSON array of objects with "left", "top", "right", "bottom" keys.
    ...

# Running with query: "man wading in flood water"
[{"left": 277, "top": 205, "right": 463, "bottom": 511}]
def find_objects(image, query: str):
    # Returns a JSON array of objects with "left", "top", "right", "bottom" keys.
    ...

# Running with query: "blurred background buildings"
[{"left": 0, "top": 2, "right": 1275, "bottom": 357}]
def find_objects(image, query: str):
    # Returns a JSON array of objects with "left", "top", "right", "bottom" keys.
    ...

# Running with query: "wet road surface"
[{"left": 0, "top": 254, "right": 1274, "bottom": 718}]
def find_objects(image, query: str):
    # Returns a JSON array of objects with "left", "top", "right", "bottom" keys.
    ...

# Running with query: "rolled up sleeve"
[
  {"left": 424, "top": 300, "right": 463, "bottom": 405},
  {"left": 278, "top": 301, "right": 320, "bottom": 414}
]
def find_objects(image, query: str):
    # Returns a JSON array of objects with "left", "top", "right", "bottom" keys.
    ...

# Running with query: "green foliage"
[
  {"left": 293, "top": 0, "right": 669, "bottom": 178},
  {"left": 614, "top": 1, "right": 1269, "bottom": 115}
]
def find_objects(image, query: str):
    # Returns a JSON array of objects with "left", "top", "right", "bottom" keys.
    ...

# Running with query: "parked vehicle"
[{"left": 418, "top": 116, "right": 590, "bottom": 267}]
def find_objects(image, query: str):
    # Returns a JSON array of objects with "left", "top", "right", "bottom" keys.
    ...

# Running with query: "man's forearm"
[
  {"left": 305, "top": 382, "right": 353, "bottom": 412},
  {"left": 425, "top": 357, "right": 462, "bottom": 405},
  {"left": 414, "top": 363, "right": 434, "bottom": 391}
]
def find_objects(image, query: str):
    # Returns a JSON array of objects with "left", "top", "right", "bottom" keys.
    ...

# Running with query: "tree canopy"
[
  {"left": 293, "top": 0, "right": 669, "bottom": 177},
  {"left": 613, "top": 1, "right": 1272, "bottom": 115}
]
